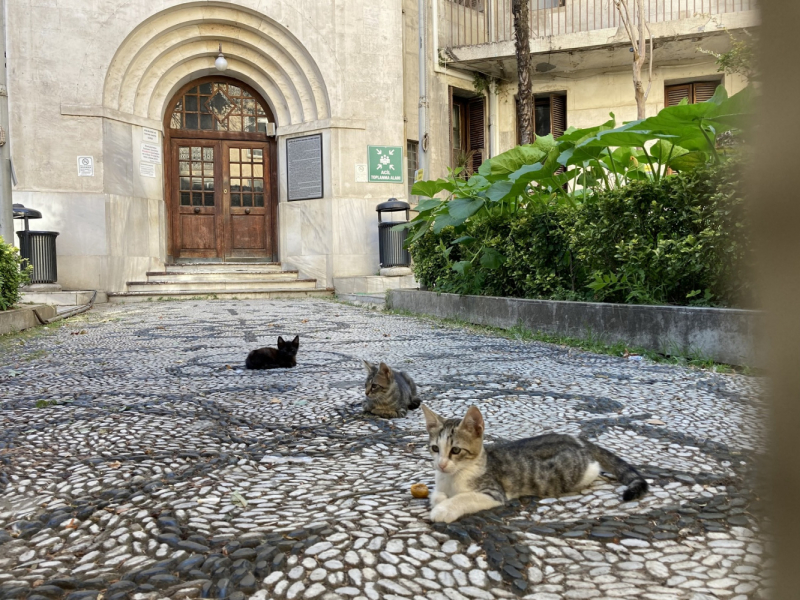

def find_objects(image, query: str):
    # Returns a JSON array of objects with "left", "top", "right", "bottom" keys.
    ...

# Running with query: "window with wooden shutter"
[
  {"left": 665, "top": 81, "right": 722, "bottom": 106},
  {"left": 527, "top": 92, "right": 568, "bottom": 142},
  {"left": 693, "top": 81, "right": 719, "bottom": 103},
  {"left": 468, "top": 98, "right": 485, "bottom": 174},
  {"left": 550, "top": 94, "right": 567, "bottom": 138}
]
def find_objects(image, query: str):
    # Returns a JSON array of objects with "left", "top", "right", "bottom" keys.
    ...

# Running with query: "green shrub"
[
  {"left": 0, "top": 237, "right": 32, "bottom": 310},
  {"left": 410, "top": 161, "right": 750, "bottom": 308}
]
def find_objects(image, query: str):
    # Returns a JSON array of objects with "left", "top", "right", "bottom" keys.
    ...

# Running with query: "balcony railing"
[{"left": 442, "top": 0, "right": 757, "bottom": 49}]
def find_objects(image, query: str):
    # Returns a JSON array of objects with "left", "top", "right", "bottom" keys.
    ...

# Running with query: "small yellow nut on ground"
[{"left": 410, "top": 483, "right": 429, "bottom": 499}]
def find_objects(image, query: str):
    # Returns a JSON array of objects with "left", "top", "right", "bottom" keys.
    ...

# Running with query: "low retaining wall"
[
  {"left": 388, "top": 290, "right": 762, "bottom": 367},
  {"left": 0, "top": 304, "right": 57, "bottom": 336}
]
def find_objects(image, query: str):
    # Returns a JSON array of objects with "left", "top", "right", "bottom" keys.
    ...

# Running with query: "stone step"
[
  {"left": 146, "top": 271, "right": 300, "bottom": 283},
  {"left": 126, "top": 279, "right": 319, "bottom": 293},
  {"left": 107, "top": 288, "right": 335, "bottom": 304},
  {"left": 166, "top": 262, "right": 283, "bottom": 274}
]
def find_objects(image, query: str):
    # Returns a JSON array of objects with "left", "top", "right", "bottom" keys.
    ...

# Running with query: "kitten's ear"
[
  {"left": 292, "top": 335, "right": 300, "bottom": 347},
  {"left": 277, "top": 336, "right": 285, "bottom": 347},
  {"left": 421, "top": 404, "right": 443, "bottom": 435},
  {"left": 459, "top": 406, "right": 484, "bottom": 438},
  {"left": 378, "top": 362, "right": 394, "bottom": 382},
  {"left": 362, "top": 360, "right": 374, "bottom": 373}
]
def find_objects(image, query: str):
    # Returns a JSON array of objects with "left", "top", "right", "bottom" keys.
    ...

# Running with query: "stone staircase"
[{"left": 106, "top": 263, "right": 334, "bottom": 303}]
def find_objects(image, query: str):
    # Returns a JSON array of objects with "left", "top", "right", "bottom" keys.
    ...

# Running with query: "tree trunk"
[
  {"left": 614, "top": 0, "right": 652, "bottom": 120},
  {"left": 633, "top": 62, "right": 646, "bottom": 119},
  {"left": 513, "top": 0, "right": 533, "bottom": 144}
]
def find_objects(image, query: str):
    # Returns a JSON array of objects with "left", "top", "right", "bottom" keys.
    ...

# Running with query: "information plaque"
[{"left": 286, "top": 134, "right": 323, "bottom": 201}]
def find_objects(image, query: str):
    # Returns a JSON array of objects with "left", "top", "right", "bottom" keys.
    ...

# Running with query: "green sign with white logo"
[{"left": 368, "top": 145, "right": 403, "bottom": 183}]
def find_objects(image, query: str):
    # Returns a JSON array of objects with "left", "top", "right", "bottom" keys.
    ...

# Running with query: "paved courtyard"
[{"left": 0, "top": 299, "right": 768, "bottom": 600}]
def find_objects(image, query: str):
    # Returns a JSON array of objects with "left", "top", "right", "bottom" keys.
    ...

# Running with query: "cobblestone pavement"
[{"left": 0, "top": 299, "right": 769, "bottom": 600}]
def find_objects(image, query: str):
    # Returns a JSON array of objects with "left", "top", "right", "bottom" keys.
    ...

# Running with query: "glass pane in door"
[{"left": 178, "top": 146, "right": 214, "bottom": 206}]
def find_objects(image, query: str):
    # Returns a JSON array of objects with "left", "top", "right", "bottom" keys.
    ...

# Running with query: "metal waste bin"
[
  {"left": 377, "top": 199, "right": 411, "bottom": 268},
  {"left": 13, "top": 204, "right": 59, "bottom": 284}
]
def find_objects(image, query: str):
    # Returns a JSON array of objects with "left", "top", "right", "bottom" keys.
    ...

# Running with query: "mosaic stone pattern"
[{"left": 0, "top": 300, "right": 769, "bottom": 600}]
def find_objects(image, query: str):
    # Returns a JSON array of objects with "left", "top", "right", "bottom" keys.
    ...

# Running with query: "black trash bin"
[
  {"left": 376, "top": 199, "right": 411, "bottom": 268},
  {"left": 13, "top": 204, "right": 59, "bottom": 284}
]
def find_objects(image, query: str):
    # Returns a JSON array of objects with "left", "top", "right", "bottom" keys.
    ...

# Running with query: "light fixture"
[{"left": 215, "top": 44, "right": 228, "bottom": 71}]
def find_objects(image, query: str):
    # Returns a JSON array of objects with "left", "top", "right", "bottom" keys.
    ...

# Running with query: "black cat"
[{"left": 245, "top": 336, "right": 300, "bottom": 370}]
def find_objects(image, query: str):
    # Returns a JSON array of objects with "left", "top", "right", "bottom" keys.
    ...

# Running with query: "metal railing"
[{"left": 442, "top": 0, "right": 756, "bottom": 49}]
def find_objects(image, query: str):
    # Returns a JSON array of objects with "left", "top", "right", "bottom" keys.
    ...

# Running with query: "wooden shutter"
[
  {"left": 693, "top": 81, "right": 719, "bottom": 103},
  {"left": 550, "top": 94, "right": 567, "bottom": 138},
  {"left": 468, "top": 98, "right": 485, "bottom": 173},
  {"left": 665, "top": 83, "right": 692, "bottom": 107}
]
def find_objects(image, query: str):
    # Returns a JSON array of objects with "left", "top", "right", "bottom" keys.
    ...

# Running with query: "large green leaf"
[
  {"left": 478, "top": 144, "right": 547, "bottom": 179},
  {"left": 452, "top": 261, "right": 471, "bottom": 275},
  {"left": 432, "top": 212, "right": 463, "bottom": 234},
  {"left": 669, "top": 151, "right": 710, "bottom": 171},
  {"left": 413, "top": 198, "right": 443, "bottom": 213},
  {"left": 581, "top": 120, "right": 678, "bottom": 149},
  {"left": 447, "top": 197, "right": 485, "bottom": 221},
  {"left": 556, "top": 115, "right": 617, "bottom": 145},
  {"left": 649, "top": 140, "right": 690, "bottom": 165},
  {"left": 412, "top": 179, "right": 454, "bottom": 197},
  {"left": 480, "top": 248, "right": 505, "bottom": 269}
]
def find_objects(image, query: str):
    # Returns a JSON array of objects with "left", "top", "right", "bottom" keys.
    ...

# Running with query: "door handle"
[
  {"left": 245, "top": 208, "right": 251, "bottom": 214},
  {"left": 194, "top": 207, "right": 201, "bottom": 214}
]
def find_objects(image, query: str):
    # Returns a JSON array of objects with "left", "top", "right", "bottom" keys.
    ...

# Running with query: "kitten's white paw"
[
  {"left": 430, "top": 503, "right": 459, "bottom": 523},
  {"left": 430, "top": 492, "right": 448, "bottom": 508}
]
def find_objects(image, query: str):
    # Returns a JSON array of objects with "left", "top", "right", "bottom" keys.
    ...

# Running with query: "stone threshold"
[
  {"left": 0, "top": 304, "right": 57, "bottom": 335},
  {"left": 387, "top": 290, "right": 762, "bottom": 367}
]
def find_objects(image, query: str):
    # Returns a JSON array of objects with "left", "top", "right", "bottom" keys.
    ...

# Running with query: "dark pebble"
[
  {"left": 590, "top": 530, "right": 617, "bottom": 539},
  {"left": 45, "top": 580, "right": 78, "bottom": 590},
  {"left": 177, "top": 554, "right": 207, "bottom": 574},
  {"left": 150, "top": 574, "right": 180, "bottom": 588},
  {"left": 503, "top": 565, "right": 523, "bottom": 579},
  {"left": 653, "top": 532, "right": 677, "bottom": 540},
  {"left": 0, "top": 588, "right": 28, "bottom": 600},
  {"left": 179, "top": 540, "right": 210, "bottom": 553},
  {"left": 727, "top": 515, "right": 750, "bottom": 526},
  {"left": 561, "top": 531, "right": 586, "bottom": 538},
  {"left": 512, "top": 579, "right": 528, "bottom": 592},
  {"left": 621, "top": 531, "right": 650, "bottom": 540},
  {"left": 0, "top": 531, "right": 11, "bottom": 545},
  {"left": 106, "top": 582, "right": 136, "bottom": 594},
  {"left": 239, "top": 574, "right": 256, "bottom": 592},
  {"left": 216, "top": 578, "right": 230, "bottom": 599},
  {"left": 64, "top": 592, "right": 99, "bottom": 600},
  {"left": 156, "top": 533, "right": 182, "bottom": 547},
  {"left": 698, "top": 512, "right": 726, "bottom": 520},
  {"left": 28, "top": 587, "right": 65, "bottom": 599},
  {"left": 230, "top": 548, "right": 256, "bottom": 560}
]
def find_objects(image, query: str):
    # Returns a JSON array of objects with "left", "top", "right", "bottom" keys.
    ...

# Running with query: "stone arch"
[{"left": 102, "top": 2, "right": 330, "bottom": 127}]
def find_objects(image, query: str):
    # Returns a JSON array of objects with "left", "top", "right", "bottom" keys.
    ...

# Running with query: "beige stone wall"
[
  {"left": 9, "top": 0, "right": 408, "bottom": 291},
  {"left": 7, "top": 0, "right": 753, "bottom": 292}
]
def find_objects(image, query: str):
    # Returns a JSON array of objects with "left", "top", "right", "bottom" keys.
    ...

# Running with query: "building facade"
[{"left": 6, "top": 0, "right": 757, "bottom": 295}]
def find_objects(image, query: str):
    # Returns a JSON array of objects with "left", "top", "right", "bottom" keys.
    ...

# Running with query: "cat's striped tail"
[{"left": 586, "top": 440, "right": 649, "bottom": 501}]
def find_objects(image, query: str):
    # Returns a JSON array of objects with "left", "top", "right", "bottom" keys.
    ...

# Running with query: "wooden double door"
[{"left": 169, "top": 139, "right": 276, "bottom": 261}]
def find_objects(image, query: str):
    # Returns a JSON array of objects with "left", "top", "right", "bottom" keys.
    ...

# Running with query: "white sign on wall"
[
  {"left": 140, "top": 143, "right": 161, "bottom": 164},
  {"left": 139, "top": 162, "right": 156, "bottom": 178},
  {"left": 77, "top": 156, "right": 94, "bottom": 177},
  {"left": 142, "top": 127, "right": 159, "bottom": 143},
  {"left": 355, "top": 163, "right": 368, "bottom": 183}
]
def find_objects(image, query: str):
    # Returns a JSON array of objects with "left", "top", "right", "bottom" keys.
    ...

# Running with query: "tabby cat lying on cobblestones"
[
  {"left": 245, "top": 335, "right": 299, "bottom": 369},
  {"left": 421, "top": 404, "right": 648, "bottom": 523},
  {"left": 362, "top": 360, "right": 421, "bottom": 418}
]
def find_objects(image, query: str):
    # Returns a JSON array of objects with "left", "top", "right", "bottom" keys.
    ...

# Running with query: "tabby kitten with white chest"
[
  {"left": 422, "top": 404, "right": 648, "bottom": 523},
  {"left": 362, "top": 361, "right": 421, "bottom": 418}
]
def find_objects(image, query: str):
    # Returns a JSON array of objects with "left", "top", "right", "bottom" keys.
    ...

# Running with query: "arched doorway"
[{"left": 164, "top": 77, "right": 277, "bottom": 262}]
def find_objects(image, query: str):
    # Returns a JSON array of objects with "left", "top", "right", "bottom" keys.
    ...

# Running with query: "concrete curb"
[
  {"left": 0, "top": 304, "right": 57, "bottom": 335},
  {"left": 387, "top": 290, "right": 762, "bottom": 367}
]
